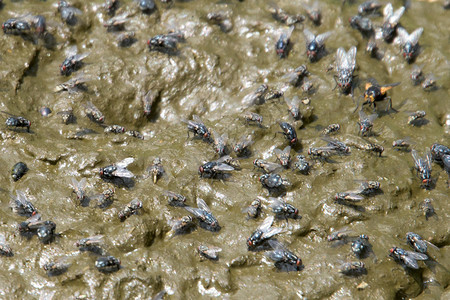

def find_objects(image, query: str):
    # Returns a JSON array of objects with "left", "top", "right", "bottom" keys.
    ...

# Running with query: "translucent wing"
[
  {"left": 425, "top": 151, "right": 432, "bottom": 170},
  {"left": 346, "top": 46, "right": 357, "bottom": 71},
  {"left": 406, "top": 250, "right": 428, "bottom": 260},
  {"left": 257, "top": 215, "right": 274, "bottom": 231},
  {"left": 184, "top": 206, "right": 203, "bottom": 218},
  {"left": 395, "top": 27, "right": 409, "bottom": 45},
  {"left": 285, "top": 25, "right": 295, "bottom": 39},
  {"left": 274, "top": 148, "right": 283, "bottom": 157},
  {"left": 425, "top": 240, "right": 440, "bottom": 251},
  {"left": 0, "top": 234, "right": 6, "bottom": 245},
  {"left": 411, "top": 150, "right": 421, "bottom": 167},
  {"left": 342, "top": 192, "right": 364, "bottom": 201},
  {"left": 282, "top": 145, "right": 291, "bottom": 155},
  {"left": 303, "top": 28, "right": 316, "bottom": 45},
  {"left": 215, "top": 163, "right": 235, "bottom": 171},
  {"left": 73, "top": 52, "right": 90, "bottom": 62},
  {"left": 16, "top": 190, "right": 30, "bottom": 206},
  {"left": 216, "top": 155, "right": 232, "bottom": 164},
  {"left": 316, "top": 31, "right": 332, "bottom": 47},
  {"left": 196, "top": 198, "right": 211, "bottom": 213},
  {"left": 383, "top": 3, "right": 393, "bottom": 21},
  {"left": 116, "top": 157, "right": 134, "bottom": 168},
  {"left": 78, "top": 177, "right": 87, "bottom": 189},
  {"left": 65, "top": 45, "right": 78, "bottom": 57},
  {"left": 86, "top": 235, "right": 104, "bottom": 244},
  {"left": 408, "top": 27, "right": 423, "bottom": 45},
  {"left": 113, "top": 167, "right": 134, "bottom": 178},
  {"left": 291, "top": 96, "right": 300, "bottom": 107},
  {"left": 262, "top": 227, "right": 284, "bottom": 240},
  {"left": 27, "top": 213, "right": 42, "bottom": 223},
  {"left": 389, "top": 6, "right": 405, "bottom": 25},
  {"left": 367, "top": 113, "right": 378, "bottom": 123},
  {"left": 264, "top": 162, "right": 283, "bottom": 173},
  {"left": 268, "top": 239, "right": 286, "bottom": 251},
  {"left": 336, "top": 48, "right": 346, "bottom": 71},
  {"left": 192, "top": 115, "right": 205, "bottom": 125}
]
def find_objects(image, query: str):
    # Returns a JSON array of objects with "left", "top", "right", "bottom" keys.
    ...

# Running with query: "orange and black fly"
[{"left": 362, "top": 78, "right": 400, "bottom": 111}]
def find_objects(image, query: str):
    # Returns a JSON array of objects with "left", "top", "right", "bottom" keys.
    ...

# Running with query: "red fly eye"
[{"left": 147, "top": 40, "right": 150, "bottom": 45}]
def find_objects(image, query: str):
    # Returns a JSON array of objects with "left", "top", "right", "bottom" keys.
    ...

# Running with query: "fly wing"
[
  {"left": 336, "top": 48, "right": 346, "bottom": 71},
  {"left": 262, "top": 227, "right": 284, "bottom": 240},
  {"left": 64, "top": 6, "right": 83, "bottom": 16},
  {"left": 73, "top": 52, "right": 90, "bottom": 62},
  {"left": 395, "top": 27, "right": 409, "bottom": 45},
  {"left": 269, "top": 197, "right": 283, "bottom": 208},
  {"left": 425, "top": 151, "right": 432, "bottom": 170},
  {"left": 291, "top": 96, "right": 300, "bottom": 107},
  {"left": 258, "top": 215, "right": 274, "bottom": 232},
  {"left": 17, "top": 190, "right": 29, "bottom": 205},
  {"left": 408, "top": 27, "right": 423, "bottom": 45},
  {"left": 221, "top": 132, "right": 228, "bottom": 143},
  {"left": 383, "top": 3, "right": 393, "bottom": 21},
  {"left": 78, "top": 177, "right": 87, "bottom": 189},
  {"left": 285, "top": 25, "right": 295, "bottom": 39},
  {"left": 316, "top": 31, "right": 332, "bottom": 47},
  {"left": 402, "top": 255, "right": 419, "bottom": 269},
  {"left": 274, "top": 148, "right": 283, "bottom": 158},
  {"left": 303, "top": 28, "right": 316, "bottom": 45},
  {"left": 321, "top": 136, "right": 338, "bottom": 146},
  {"left": 425, "top": 240, "right": 440, "bottom": 251},
  {"left": 389, "top": 6, "right": 405, "bottom": 25},
  {"left": 27, "top": 213, "right": 42, "bottom": 223},
  {"left": 343, "top": 192, "right": 365, "bottom": 201},
  {"left": 283, "top": 145, "right": 291, "bottom": 155},
  {"left": 116, "top": 157, "right": 134, "bottom": 168},
  {"left": 264, "top": 162, "right": 283, "bottom": 173},
  {"left": 113, "top": 167, "right": 134, "bottom": 178},
  {"left": 184, "top": 206, "right": 203, "bottom": 218},
  {"left": 65, "top": 45, "right": 78, "bottom": 57},
  {"left": 346, "top": 46, "right": 357, "bottom": 71},
  {"left": 216, "top": 155, "right": 232, "bottom": 164},
  {"left": 282, "top": 72, "right": 299, "bottom": 84},
  {"left": 196, "top": 198, "right": 211, "bottom": 213},
  {"left": 284, "top": 96, "right": 293, "bottom": 109},
  {"left": 215, "top": 163, "right": 235, "bottom": 171},
  {"left": 359, "top": 109, "right": 368, "bottom": 121},
  {"left": 406, "top": 250, "right": 428, "bottom": 260},
  {"left": 192, "top": 115, "right": 205, "bottom": 125},
  {"left": 268, "top": 239, "right": 286, "bottom": 250},
  {"left": 87, "top": 235, "right": 104, "bottom": 244},
  {"left": 71, "top": 178, "right": 79, "bottom": 189},
  {"left": 0, "top": 234, "right": 6, "bottom": 245},
  {"left": 367, "top": 113, "right": 378, "bottom": 123},
  {"left": 411, "top": 150, "right": 421, "bottom": 167}
]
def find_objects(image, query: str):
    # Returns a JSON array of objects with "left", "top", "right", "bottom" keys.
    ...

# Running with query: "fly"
[
  {"left": 275, "top": 26, "right": 294, "bottom": 58},
  {"left": 381, "top": 3, "right": 405, "bottom": 42},
  {"left": 274, "top": 145, "right": 291, "bottom": 167},
  {"left": 247, "top": 215, "right": 283, "bottom": 250},
  {"left": 184, "top": 198, "right": 220, "bottom": 232},
  {"left": 389, "top": 247, "right": 428, "bottom": 269},
  {"left": 334, "top": 46, "right": 357, "bottom": 95},
  {"left": 182, "top": 115, "right": 212, "bottom": 142},
  {"left": 395, "top": 27, "right": 423, "bottom": 62},
  {"left": 358, "top": 110, "right": 377, "bottom": 136},
  {"left": 303, "top": 28, "right": 332, "bottom": 62},
  {"left": 266, "top": 240, "right": 302, "bottom": 271},
  {"left": 411, "top": 149, "right": 432, "bottom": 188}
]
